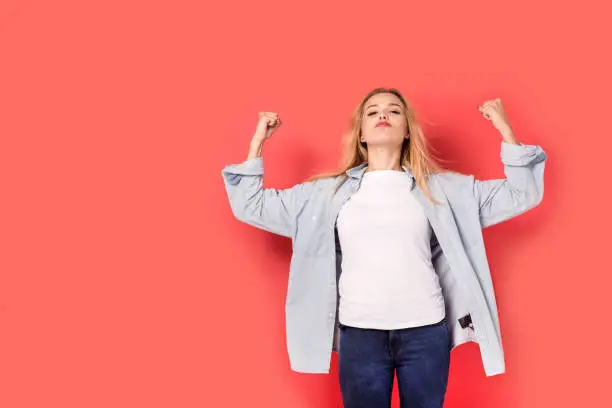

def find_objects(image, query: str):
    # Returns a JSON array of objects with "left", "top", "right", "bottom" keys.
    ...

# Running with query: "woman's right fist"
[{"left": 253, "top": 112, "right": 282, "bottom": 142}]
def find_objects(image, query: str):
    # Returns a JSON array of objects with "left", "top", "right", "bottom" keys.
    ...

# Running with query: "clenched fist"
[
  {"left": 253, "top": 112, "right": 282, "bottom": 143},
  {"left": 478, "top": 98, "right": 514, "bottom": 137}
]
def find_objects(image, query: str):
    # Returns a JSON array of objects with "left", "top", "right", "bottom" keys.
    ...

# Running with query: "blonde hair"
[{"left": 307, "top": 87, "right": 444, "bottom": 204}]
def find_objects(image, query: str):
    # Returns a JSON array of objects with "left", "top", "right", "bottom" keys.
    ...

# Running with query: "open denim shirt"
[{"left": 221, "top": 141, "right": 547, "bottom": 376}]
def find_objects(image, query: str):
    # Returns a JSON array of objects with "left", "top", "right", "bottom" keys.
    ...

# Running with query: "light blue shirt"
[{"left": 221, "top": 141, "right": 547, "bottom": 376}]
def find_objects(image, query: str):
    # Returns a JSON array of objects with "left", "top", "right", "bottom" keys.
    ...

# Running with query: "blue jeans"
[{"left": 338, "top": 319, "right": 451, "bottom": 408}]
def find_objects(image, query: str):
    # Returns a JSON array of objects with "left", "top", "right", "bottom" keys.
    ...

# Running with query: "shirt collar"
[{"left": 345, "top": 162, "right": 414, "bottom": 181}]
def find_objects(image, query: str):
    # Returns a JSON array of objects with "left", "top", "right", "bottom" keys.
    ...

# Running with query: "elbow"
[
  {"left": 223, "top": 188, "right": 249, "bottom": 224},
  {"left": 228, "top": 196, "right": 263, "bottom": 226},
  {"left": 526, "top": 186, "right": 544, "bottom": 210},
  {"left": 228, "top": 201, "right": 253, "bottom": 224},
  {"left": 534, "top": 190, "right": 544, "bottom": 207},
  {"left": 230, "top": 207, "right": 247, "bottom": 223}
]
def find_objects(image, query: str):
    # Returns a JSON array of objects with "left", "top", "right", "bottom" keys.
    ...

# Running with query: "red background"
[{"left": 1, "top": 0, "right": 610, "bottom": 407}]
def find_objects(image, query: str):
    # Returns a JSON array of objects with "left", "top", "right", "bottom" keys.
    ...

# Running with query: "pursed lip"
[{"left": 376, "top": 121, "right": 391, "bottom": 127}]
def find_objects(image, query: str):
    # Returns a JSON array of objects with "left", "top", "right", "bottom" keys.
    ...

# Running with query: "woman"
[{"left": 221, "top": 88, "right": 547, "bottom": 408}]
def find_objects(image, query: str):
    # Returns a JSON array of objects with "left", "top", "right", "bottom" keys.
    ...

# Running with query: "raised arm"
[
  {"left": 472, "top": 99, "right": 548, "bottom": 228},
  {"left": 221, "top": 112, "right": 315, "bottom": 237}
]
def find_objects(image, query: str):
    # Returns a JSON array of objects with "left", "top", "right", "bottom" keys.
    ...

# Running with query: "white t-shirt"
[{"left": 336, "top": 169, "right": 446, "bottom": 330}]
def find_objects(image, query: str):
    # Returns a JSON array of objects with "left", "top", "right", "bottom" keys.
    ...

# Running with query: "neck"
[{"left": 365, "top": 145, "right": 403, "bottom": 172}]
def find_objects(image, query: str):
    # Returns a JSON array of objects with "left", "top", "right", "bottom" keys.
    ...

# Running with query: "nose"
[{"left": 379, "top": 110, "right": 389, "bottom": 120}]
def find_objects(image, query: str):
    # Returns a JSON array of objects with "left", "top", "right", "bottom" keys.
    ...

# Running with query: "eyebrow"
[{"left": 365, "top": 103, "right": 402, "bottom": 110}]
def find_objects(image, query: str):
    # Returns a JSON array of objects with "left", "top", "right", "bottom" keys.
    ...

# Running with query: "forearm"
[
  {"left": 500, "top": 128, "right": 520, "bottom": 145},
  {"left": 246, "top": 138, "right": 265, "bottom": 161}
]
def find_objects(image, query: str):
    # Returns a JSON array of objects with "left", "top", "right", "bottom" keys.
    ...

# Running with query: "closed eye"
[{"left": 367, "top": 110, "right": 402, "bottom": 116}]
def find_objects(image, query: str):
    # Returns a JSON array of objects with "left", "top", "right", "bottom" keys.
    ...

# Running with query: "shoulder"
[
  {"left": 300, "top": 174, "right": 347, "bottom": 191},
  {"left": 431, "top": 170, "right": 474, "bottom": 184},
  {"left": 290, "top": 174, "right": 343, "bottom": 202},
  {"left": 429, "top": 170, "right": 476, "bottom": 199}
]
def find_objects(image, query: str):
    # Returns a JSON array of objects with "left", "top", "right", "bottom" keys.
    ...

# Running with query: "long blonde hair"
[{"left": 307, "top": 87, "right": 444, "bottom": 204}]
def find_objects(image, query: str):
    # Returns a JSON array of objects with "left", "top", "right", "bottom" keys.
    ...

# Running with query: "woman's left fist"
[{"left": 479, "top": 98, "right": 513, "bottom": 136}]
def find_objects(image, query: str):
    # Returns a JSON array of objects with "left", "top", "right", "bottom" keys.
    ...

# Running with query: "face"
[{"left": 360, "top": 92, "right": 408, "bottom": 148}]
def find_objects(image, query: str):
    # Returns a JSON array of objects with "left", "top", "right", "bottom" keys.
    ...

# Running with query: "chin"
[{"left": 367, "top": 136, "right": 404, "bottom": 146}]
